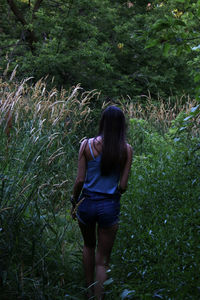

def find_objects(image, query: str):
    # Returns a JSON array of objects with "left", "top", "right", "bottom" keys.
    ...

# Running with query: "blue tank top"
[{"left": 83, "top": 140, "right": 120, "bottom": 194}]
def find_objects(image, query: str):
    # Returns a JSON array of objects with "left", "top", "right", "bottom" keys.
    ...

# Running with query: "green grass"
[{"left": 103, "top": 118, "right": 200, "bottom": 299}]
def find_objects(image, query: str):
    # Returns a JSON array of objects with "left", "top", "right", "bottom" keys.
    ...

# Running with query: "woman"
[{"left": 71, "top": 106, "right": 133, "bottom": 299}]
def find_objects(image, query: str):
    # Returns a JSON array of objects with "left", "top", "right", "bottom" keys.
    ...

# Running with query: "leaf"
[
  {"left": 145, "top": 39, "right": 159, "bottom": 49},
  {"left": 154, "top": 291, "right": 164, "bottom": 299},
  {"left": 121, "top": 289, "right": 136, "bottom": 299},
  {"left": 103, "top": 278, "right": 114, "bottom": 285},
  {"left": 163, "top": 43, "right": 171, "bottom": 56},
  {"left": 152, "top": 20, "right": 170, "bottom": 31},
  {"left": 183, "top": 115, "right": 192, "bottom": 121},
  {"left": 194, "top": 74, "right": 200, "bottom": 83},
  {"left": 184, "top": 44, "right": 192, "bottom": 53},
  {"left": 174, "top": 138, "right": 180, "bottom": 142},
  {"left": 190, "top": 105, "right": 199, "bottom": 113},
  {"left": 173, "top": 19, "right": 186, "bottom": 26}
]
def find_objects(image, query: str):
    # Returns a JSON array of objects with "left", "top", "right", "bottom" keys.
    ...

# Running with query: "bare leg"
[
  {"left": 95, "top": 224, "right": 118, "bottom": 299},
  {"left": 83, "top": 245, "right": 95, "bottom": 289},
  {"left": 79, "top": 221, "right": 96, "bottom": 298}
]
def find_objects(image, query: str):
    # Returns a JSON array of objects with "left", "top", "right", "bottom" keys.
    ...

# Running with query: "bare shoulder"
[
  {"left": 93, "top": 135, "right": 102, "bottom": 144},
  {"left": 80, "top": 138, "right": 88, "bottom": 147},
  {"left": 126, "top": 143, "right": 133, "bottom": 154},
  {"left": 93, "top": 136, "right": 103, "bottom": 152},
  {"left": 79, "top": 138, "right": 88, "bottom": 154}
]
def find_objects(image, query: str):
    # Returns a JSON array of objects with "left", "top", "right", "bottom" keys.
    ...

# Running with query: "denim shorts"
[{"left": 77, "top": 190, "right": 121, "bottom": 228}]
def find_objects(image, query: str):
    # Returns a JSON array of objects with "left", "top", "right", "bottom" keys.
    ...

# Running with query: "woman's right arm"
[
  {"left": 119, "top": 144, "right": 133, "bottom": 193},
  {"left": 72, "top": 139, "right": 87, "bottom": 201}
]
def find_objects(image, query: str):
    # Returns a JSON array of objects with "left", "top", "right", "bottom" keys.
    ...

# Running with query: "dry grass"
[
  {"left": 0, "top": 73, "right": 100, "bottom": 137},
  {"left": 1, "top": 70, "right": 198, "bottom": 137},
  {"left": 124, "top": 93, "right": 198, "bottom": 132}
]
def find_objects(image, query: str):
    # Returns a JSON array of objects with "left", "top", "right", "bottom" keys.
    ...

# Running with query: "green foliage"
[
  {"left": 0, "top": 0, "right": 196, "bottom": 99},
  {"left": 145, "top": 0, "right": 200, "bottom": 101},
  {"left": 108, "top": 115, "right": 200, "bottom": 299}
]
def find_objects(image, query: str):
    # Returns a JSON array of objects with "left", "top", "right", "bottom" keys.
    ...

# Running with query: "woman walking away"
[{"left": 71, "top": 106, "right": 133, "bottom": 299}]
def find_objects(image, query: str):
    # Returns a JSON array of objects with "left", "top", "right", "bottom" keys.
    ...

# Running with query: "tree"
[{"left": 0, "top": 0, "right": 197, "bottom": 99}]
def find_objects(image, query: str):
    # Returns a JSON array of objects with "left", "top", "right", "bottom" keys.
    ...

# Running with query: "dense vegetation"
[
  {"left": 0, "top": 0, "right": 200, "bottom": 299},
  {"left": 1, "top": 0, "right": 200, "bottom": 98},
  {"left": 0, "top": 76, "right": 199, "bottom": 299}
]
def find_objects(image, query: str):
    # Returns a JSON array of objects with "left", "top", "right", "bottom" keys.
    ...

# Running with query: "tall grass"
[
  {"left": 106, "top": 97, "right": 200, "bottom": 299},
  {"left": 0, "top": 75, "right": 99, "bottom": 299},
  {"left": 124, "top": 93, "right": 198, "bottom": 134},
  {"left": 0, "top": 75, "right": 199, "bottom": 299}
]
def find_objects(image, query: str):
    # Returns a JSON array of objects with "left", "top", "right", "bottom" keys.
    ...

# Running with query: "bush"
[{"left": 106, "top": 115, "right": 200, "bottom": 299}]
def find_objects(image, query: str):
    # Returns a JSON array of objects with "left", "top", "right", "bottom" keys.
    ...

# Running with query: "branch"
[
  {"left": 182, "top": 36, "right": 200, "bottom": 42},
  {"left": 33, "top": 0, "right": 43, "bottom": 13},
  {"left": 0, "top": 42, "right": 28, "bottom": 50},
  {"left": 32, "top": 0, "right": 44, "bottom": 20},
  {"left": 7, "top": 0, "right": 26, "bottom": 26},
  {"left": 7, "top": 0, "right": 37, "bottom": 52}
]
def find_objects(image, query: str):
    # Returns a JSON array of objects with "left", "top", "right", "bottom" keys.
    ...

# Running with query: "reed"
[
  {"left": 0, "top": 75, "right": 99, "bottom": 299},
  {"left": 125, "top": 93, "right": 197, "bottom": 133}
]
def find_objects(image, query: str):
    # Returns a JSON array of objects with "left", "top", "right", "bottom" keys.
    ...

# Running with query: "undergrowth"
[{"left": 0, "top": 76, "right": 199, "bottom": 299}]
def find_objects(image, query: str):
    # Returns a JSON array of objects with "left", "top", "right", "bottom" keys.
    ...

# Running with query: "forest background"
[
  {"left": 2, "top": 0, "right": 200, "bottom": 99},
  {"left": 0, "top": 0, "right": 200, "bottom": 299}
]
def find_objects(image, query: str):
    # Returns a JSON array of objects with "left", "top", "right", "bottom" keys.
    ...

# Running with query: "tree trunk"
[{"left": 6, "top": 0, "right": 43, "bottom": 52}]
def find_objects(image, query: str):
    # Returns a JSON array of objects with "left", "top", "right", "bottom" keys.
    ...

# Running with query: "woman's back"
[
  {"left": 84, "top": 136, "right": 102, "bottom": 161},
  {"left": 83, "top": 138, "right": 120, "bottom": 195}
]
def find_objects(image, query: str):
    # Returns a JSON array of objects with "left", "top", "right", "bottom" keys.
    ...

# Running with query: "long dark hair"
[{"left": 99, "top": 106, "right": 127, "bottom": 176}]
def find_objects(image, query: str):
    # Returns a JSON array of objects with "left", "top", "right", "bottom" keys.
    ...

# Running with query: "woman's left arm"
[
  {"left": 119, "top": 144, "right": 133, "bottom": 193},
  {"left": 72, "top": 139, "right": 87, "bottom": 201}
]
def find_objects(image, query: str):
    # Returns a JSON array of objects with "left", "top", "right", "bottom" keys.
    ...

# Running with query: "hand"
[
  {"left": 70, "top": 196, "right": 77, "bottom": 220},
  {"left": 70, "top": 206, "right": 77, "bottom": 220}
]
